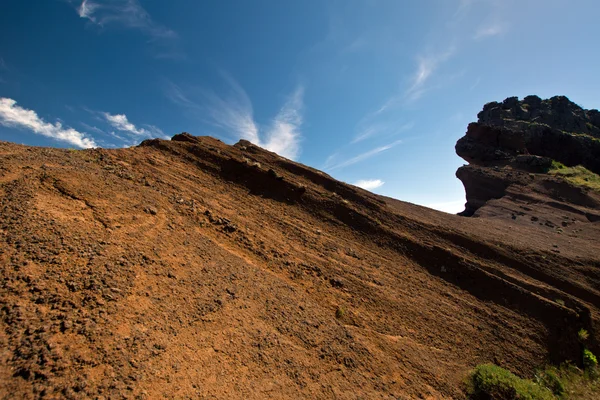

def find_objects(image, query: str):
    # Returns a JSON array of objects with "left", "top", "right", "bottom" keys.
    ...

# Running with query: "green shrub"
[
  {"left": 579, "top": 328, "right": 590, "bottom": 342},
  {"left": 550, "top": 160, "right": 566, "bottom": 170},
  {"left": 468, "top": 364, "right": 555, "bottom": 400},
  {"left": 583, "top": 349, "right": 598, "bottom": 371}
]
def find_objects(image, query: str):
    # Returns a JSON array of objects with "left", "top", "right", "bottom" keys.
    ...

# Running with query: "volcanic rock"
[
  {"left": 455, "top": 95, "right": 600, "bottom": 217},
  {"left": 0, "top": 103, "right": 599, "bottom": 398}
]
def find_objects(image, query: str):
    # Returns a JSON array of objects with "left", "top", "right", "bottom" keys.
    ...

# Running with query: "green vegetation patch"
[
  {"left": 535, "top": 367, "right": 565, "bottom": 397},
  {"left": 467, "top": 362, "right": 600, "bottom": 400},
  {"left": 584, "top": 349, "right": 598, "bottom": 371},
  {"left": 548, "top": 162, "right": 600, "bottom": 193},
  {"left": 467, "top": 364, "right": 554, "bottom": 399}
]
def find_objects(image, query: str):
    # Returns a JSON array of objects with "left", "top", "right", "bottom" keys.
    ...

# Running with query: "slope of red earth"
[{"left": 0, "top": 133, "right": 599, "bottom": 399}]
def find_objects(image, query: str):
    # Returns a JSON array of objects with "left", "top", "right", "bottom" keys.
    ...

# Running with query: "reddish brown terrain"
[{"left": 1, "top": 96, "right": 599, "bottom": 399}]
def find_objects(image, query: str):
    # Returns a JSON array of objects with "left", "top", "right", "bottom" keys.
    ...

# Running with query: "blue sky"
[{"left": 1, "top": 1, "right": 599, "bottom": 213}]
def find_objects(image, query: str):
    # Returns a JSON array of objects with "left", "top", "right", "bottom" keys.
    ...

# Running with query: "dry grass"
[{"left": 554, "top": 364, "right": 600, "bottom": 399}]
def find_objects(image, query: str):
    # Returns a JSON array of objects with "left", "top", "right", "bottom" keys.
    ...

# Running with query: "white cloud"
[
  {"left": 352, "top": 121, "right": 414, "bottom": 144},
  {"left": 425, "top": 199, "right": 465, "bottom": 214},
  {"left": 405, "top": 47, "right": 455, "bottom": 101},
  {"left": 474, "top": 23, "right": 507, "bottom": 40},
  {"left": 102, "top": 112, "right": 164, "bottom": 138},
  {"left": 413, "top": 57, "right": 434, "bottom": 88},
  {"left": 352, "top": 126, "right": 379, "bottom": 144},
  {"left": 78, "top": 0, "right": 99, "bottom": 19},
  {"left": 163, "top": 81, "right": 201, "bottom": 110},
  {"left": 0, "top": 98, "right": 97, "bottom": 148},
  {"left": 103, "top": 113, "right": 142, "bottom": 135},
  {"left": 323, "top": 152, "right": 339, "bottom": 170},
  {"left": 164, "top": 75, "right": 304, "bottom": 160},
  {"left": 263, "top": 86, "right": 304, "bottom": 160},
  {"left": 353, "top": 179, "right": 385, "bottom": 190},
  {"left": 327, "top": 139, "right": 402, "bottom": 171},
  {"left": 200, "top": 74, "right": 261, "bottom": 145},
  {"left": 76, "top": 0, "right": 176, "bottom": 40},
  {"left": 365, "top": 46, "right": 456, "bottom": 119}
]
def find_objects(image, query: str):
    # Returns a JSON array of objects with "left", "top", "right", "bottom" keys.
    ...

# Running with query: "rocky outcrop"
[
  {"left": 477, "top": 95, "right": 600, "bottom": 138},
  {"left": 2, "top": 125, "right": 600, "bottom": 398},
  {"left": 456, "top": 96, "right": 600, "bottom": 216}
]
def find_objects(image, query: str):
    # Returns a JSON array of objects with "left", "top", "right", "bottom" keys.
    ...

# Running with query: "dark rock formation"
[
  {"left": 455, "top": 96, "right": 600, "bottom": 216},
  {"left": 457, "top": 96, "right": 600, "bottom": 173}
]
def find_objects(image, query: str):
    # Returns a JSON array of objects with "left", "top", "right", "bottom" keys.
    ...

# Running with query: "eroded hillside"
[{"left": 1, "top": 100, "right": 599, "bottom": 398}]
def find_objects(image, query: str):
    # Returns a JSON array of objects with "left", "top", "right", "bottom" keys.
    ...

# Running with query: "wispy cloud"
[
  {"left": 352, "top": 121, "right": 414, "bottom": 144},
  {"left": 164, "top": 75, "right": 304, "bottom": 160},
  {"left": 0, "top": 98, "right": 97, "bottom": 148},
  {"left": 198, "top": 74, "right": 261, "bottom": 145},
  {"left": 405, "top": 47, "right": 455, "bottom": 102},
  {"left": 474, "top": 22, "right": 507, "bottom": 40},
  {"left": 102, "top": 112, "right": 165, "bottom": 138},
  {"left": 454, "top": 0, "right": 508, "bottom": 40},
  {"left": 353, "top": 179, "right": 385, "bottom": 190},
  {"left": 78, "top": 0, "right": 100, "bottom": 19},
  {"left": 368, "top": 46, "right": 456, "bottom": 118},
  {"left": 163, "top": 81, "right": 202, "bottom": 110},
  {"left": 262, "top": 86, "right": 304, "bottom": 160},
  {"left": 326, "top": 139, "right": 402, "bottom": 171},
  {"left": 80, "top": 122, "right": 106, "bottom": 134},
  {"left": 470, "top": 76, "right": 482, "bottom": 91},
  {"left": 352, "top": 126, "right": 379, "bottom": 144},
  {"left": 75, "top": 0, "right": 176, "bottom": 40}
]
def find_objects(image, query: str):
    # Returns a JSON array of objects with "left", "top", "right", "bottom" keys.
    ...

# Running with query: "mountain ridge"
[{"left": 0, "top": 97, "right": 599, "bottom": 398}]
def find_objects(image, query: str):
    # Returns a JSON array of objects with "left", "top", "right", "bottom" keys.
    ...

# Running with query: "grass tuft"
[
  {"left": 548, "top": 163, "right": 600, "bottom": 193},
  {"left": 468, "top": 362, "right": 600, "bottom": 399},
  {"left": 584, "top": 349, "right": 598, "bottom": 371},
  {"left": 468, "top": 364, "right": 554, "bottom": 400}
]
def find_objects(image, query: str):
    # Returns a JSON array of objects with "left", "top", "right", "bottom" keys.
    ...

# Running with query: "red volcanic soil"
[{"left": 0, "top": 133, "right": 599, "bottom": 399}]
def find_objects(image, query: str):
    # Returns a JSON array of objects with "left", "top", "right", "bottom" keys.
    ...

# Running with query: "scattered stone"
[
  {"left": 329, "top": 277, "right": 344, "bottom": 288},
  {"left": 143, "top": 206, "right": 157, "bottom": 215},
  {"left": 223, "top": 223, "right": 237, "bottom": 233}
]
